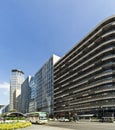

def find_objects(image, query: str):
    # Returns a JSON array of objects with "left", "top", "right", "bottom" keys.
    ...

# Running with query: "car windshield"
[{"left": 39, "top": 116, "right": 47, "bottom": 120}]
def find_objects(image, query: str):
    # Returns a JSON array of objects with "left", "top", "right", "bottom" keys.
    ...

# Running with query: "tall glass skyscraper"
[
  {"left": 35, "top": 54, "right": 60, "bottom": 115},
  {"left": 10, "top": 69, "right": 24, "bottom": 111},
  {"left": 29, "top": 76, "right": 36, "bottom": 112},
  {"left": 21, "top": 76, "right": 31, "bottom": 113}
]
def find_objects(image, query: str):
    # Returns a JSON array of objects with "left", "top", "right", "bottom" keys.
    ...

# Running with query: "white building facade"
[{"left": 10, "top": 69, "right": 24, "bottom": 111}]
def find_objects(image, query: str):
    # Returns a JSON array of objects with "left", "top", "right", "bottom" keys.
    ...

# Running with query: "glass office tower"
[
  {"left": 35, "top": 54, "right": 60, "bottom": 115},
  {"left": 10, "top": 69, "right": 24, "bottom": 111},
  {"left": 29, "top": 76, "right": 36, "bottom": 112},
  {"left": 21, "top": 76, "right": 31, "bottom": 113}
]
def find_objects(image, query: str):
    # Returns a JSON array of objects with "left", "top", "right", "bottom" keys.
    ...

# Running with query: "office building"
[
  {"left": 1, "top": 104, "right": 9, "bottom": 113},
  {"left": 29, "top": 76, "right": 36, "bottom": 112},
  {"left": 21, "top": 76, "right": 31, "bottom": 113},
  {"left": 54, "top": 16, "right": 115, "bottom": 118},
  {"left": 16, "top": 94, "right": 21, "bottom": 112},
  {"left": 35, "top": 54, "right": 60, "bottom": 115},
  {"left": 10, "top": 69, "right": 24, "bottom": 111}
]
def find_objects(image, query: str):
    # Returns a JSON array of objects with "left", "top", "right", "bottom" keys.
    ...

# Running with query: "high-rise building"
[
  {"left": 54, "top": 16, "right": 115, "bottom": 118},
  {"left": 1, "top": 104, "right": 9, "bottom": 113},
  {"left": 10, "top": 69, "right": 24, "bottom": 111},
  {"left": 35, "top": 54, "right": 60, "bottom": 115},
  {"left": 21, "top": 76, "right": 31, "bottom": 113},
  {"left": 29, "top": 76, "right": 36, "bottom": 112}
]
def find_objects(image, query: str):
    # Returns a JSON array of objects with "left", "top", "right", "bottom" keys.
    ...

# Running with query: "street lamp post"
[
  {"left": 101, "top": 107, "right": 104, "bottom": 117},
  {"left": 98, "top": 106, "right": 104, "bottom": 120},
  {"left": 99, "top": 106, "right": 104, "bottom": 122}
]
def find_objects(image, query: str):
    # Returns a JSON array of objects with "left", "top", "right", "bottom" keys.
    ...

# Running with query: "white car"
[{"left": 58, "top": 117, "right": 69, "bottom": 122}]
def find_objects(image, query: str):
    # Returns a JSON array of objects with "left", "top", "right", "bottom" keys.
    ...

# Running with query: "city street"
[
  {"left": 21, "top": 121, "right": 115, "bottom": 130},
  {"left": 21, "top": 124, "right": 70, "bottom": 130},
  {"left": 47, "top": 121, "right": 115, "bottom": 130}
]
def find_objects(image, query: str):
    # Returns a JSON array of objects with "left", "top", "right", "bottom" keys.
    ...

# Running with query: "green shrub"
[
  {"left": 0, "top": 122, "right": 31, "bottom": 130},
  {"left": 6, "top": 116, "right": 26, "bottom": 120}
]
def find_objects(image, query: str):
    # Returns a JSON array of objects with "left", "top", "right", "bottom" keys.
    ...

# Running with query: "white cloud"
[{"left": 0, "top": 82, "right": 9, "bottom": 90}]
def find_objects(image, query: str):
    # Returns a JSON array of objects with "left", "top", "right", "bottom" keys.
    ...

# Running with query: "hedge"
[{"left": 0, "top": 122, "right": 31, "bottom": 130}]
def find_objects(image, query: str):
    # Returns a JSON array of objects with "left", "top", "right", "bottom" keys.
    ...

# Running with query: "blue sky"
[{"left": 0, "top": 0, "right": 115, "bottom": 107}]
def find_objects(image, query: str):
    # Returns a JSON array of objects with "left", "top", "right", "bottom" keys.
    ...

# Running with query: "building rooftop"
[{"left": 11, "top": 69, "right": 24, "bottom": 74}]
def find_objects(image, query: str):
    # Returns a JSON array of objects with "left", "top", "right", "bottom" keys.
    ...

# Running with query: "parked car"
[{"left": 58, "top": 117, "right": 69, "bottom": 122}]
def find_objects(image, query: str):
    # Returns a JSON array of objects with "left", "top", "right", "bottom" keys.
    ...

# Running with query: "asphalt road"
[
  {"left": 21, "top": 124, "right": 71, "bottom": 130},
  {"left": 47, "top": 121, "right": 115, "bottom": 130},
  {"left": 21, "top": 121, "right": 115, "bottom": 130}
]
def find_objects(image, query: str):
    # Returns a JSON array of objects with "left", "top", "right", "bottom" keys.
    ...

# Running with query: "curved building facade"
[
  {"left": 10, "top": 69, "right": 24, "bottom": 111},
  {"left": 54, "top": 16, "right": 115, "bottom": 118}
]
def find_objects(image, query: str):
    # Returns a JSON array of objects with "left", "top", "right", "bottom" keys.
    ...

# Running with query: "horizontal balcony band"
[
  {"left": 54, "top": 28, "right": 103, "bottom": 70},
  {"left": 68, "top": 39, "right": 114, "bottom": 69},
  {"left": 66, "top": 96, "right": 115, "bottom": 106},
  {"left": 54, "top": 21, "right": 115, "bottom": 70}
]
